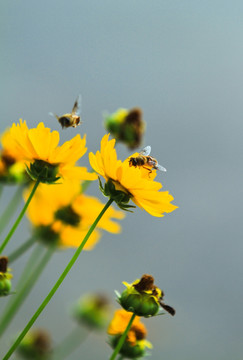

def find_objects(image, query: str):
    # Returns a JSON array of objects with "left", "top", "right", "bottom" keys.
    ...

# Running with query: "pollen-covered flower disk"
[
  {"left": 9, "top": 120, "right": 97, "bottom": 184},
  {"left": 89, "top": 134, "right": 177, "bottom": 215},
  {"left": 108, "top": 309, "right": 152, "bottom": 359}
]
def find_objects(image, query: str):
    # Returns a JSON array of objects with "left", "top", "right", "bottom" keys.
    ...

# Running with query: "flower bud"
[
  {"left": 72, "top": 293, "right": 110, "bottom": 330},
  {"left": 104, "top": 108, "right": 145, "bottom": 149},
  {"left": 118, "top": 274, "right": 175, "bottom": 317},
  {"left": 0, "top": 256, "right": 12, "bottom": 296},
  {"left": 17, "top": 328, "right": 52, "bottom": 359}
]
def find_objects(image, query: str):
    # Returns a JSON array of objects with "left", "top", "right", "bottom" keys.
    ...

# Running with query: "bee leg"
[{"left": 143, "top": 167, "right": 153, "bottom": 177}]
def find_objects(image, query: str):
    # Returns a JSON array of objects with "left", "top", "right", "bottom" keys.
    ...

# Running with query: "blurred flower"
[
  {"left": 9, "top": 120, "right": 97, "bottom": 183},
  {"left": 17, "top": 328, "right": 52, "bottom": 360},
  {"left": 118, "top": 274, "right": 175, "bottom": 317},
  {"left": 25, "top": 180, "right": 125, "bottom": 250},
  {"left": 0, "top": 127, "right": 27, "bottom": 184},
  {"left": 108, "top": 309, "right": 152, "bottom": 358},
  {"left": 0, "top": 256, "right": 12, "bottom": 296},
  {"left": 89, "top": 134, "right": 177, "bottom": 215},
  {"left": 72, "top": 293, "right": 111, "bottom": 330},
  {"left": 104, "top": 107, "right": 145, "bottom": 149}
]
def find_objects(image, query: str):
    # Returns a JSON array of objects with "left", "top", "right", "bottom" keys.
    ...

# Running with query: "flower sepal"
[
  {"left": 26, "top": 160, "right": 61, "bottom": 184},
  {"left": 98, "top": 177, "right": 135, "bottom": 212}
]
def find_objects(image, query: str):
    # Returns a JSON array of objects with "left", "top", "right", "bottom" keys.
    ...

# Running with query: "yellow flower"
[
  {"left": 108, "top": 309, "right": 152, "bottom": 358},
  {"left": 89, "top": 134, "right": 177, "bottom": 216},
  {"left": 9, "top": 120, "right": 97, "bottom": 183},
  {"left": 0, "top": 127, "right": 26, "bottom": 183},
  {"left": 25, "top": 180, "right": 125, "bottom": 250}
]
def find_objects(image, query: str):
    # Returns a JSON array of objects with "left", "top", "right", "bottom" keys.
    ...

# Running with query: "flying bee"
[
  {"left": 49, "top": 95, "right": 82, "bottom": 129},
  {"left": 129, "top": 145, "right": 167, "bottom": 173}
]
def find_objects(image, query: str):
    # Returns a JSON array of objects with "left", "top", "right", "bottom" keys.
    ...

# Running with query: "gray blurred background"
[{"left": 1, "top": 1, "right": 243, "bottom": 359}]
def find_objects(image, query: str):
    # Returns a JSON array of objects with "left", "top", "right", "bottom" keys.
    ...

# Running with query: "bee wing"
[
  {"left": 71, "top": 94, "right": 82, "bottom": 116},
  {"left": 155, "top": 163, "right": 167, "bottom": 172},
  {"left": 49, "top": 112, "right": 59, "bottom": 120},
  {"left": 140, "top": 145, "right": 151, "bottom": 156}
]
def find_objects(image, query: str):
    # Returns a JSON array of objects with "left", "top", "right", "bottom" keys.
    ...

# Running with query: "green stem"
[
  {"left": 8, "top": 236, "right": 37, "bottom": 263},
  {"left": 53, "top": 326, "right": 88, "bottom": 360},
  {"left": 0, "top": 183, "right": 3, "bottom": 198},
  {"left": 0, "top": 185, "right": 23, "bottom": 236},
  {"left": 0, "top": 179, "right": 40, "bottom": 254},
  {"left": 0, "top": 246, "right": 53, "bottom": 336},
  {"left": 2, "top": 198, "right": 114, "bottom": 360},
  {"left": 109, "top": 313, "right": 136, "bottom": 360}
]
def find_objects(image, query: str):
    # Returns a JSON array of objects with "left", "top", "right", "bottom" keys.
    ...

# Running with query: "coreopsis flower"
[
  {"left": 104, "top": 107, "right": 145, "bottom": 149},
  {"left": 0, "top": 256, "right": 12, "bottom": 296},
  {"left": 17, "top": 328, "right": 52, "bottom": 360},
  {"left": 9, "top": 120, "right": 97, "bottom": 184},
  {"left": 25, "top": 180, "right": 125, "bottom": 250},
  {"left": 117, "top": 274, "right": 175, "bottom": 317},
  {"left": 108, "top": 309, "right": 152, "bottom": 358},
  {"left": 0, "top": 127, "right": 27, "bottom": 184},
  {"left": 72, "top": 293, "right": 111, "bottom": 330},
  {"left": 89, "top": 134, "right": 177, "bottom": 215}
]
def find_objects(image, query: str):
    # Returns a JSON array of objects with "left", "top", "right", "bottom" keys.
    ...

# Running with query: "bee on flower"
[
  {"left": 117, "top": 274, "right": 175, "bottom": 317},
  {"left": 89, "top": 134, "right": 177, "bottom": 216}
]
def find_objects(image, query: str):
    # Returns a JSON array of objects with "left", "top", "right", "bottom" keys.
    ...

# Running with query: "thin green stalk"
[
  {"left": 0, "top": 183, "right": 3, "bottom": 198},
  {"left": 53, "top": 326, "right": 88, "bottom": 360},
  {"left": 109, "top": 313, "right": 136, "bottom": 360},
  {"left": 0, "top": 246, "right": 54, "bottom": 336},
  {"left": 0, "top": 179, "right": 40, "bottom": 254},
  {"left": 8, "top": 236, "right": 37, "bottom": 263},
  {"left": 2, "top": 198, "right": 114, "bottom": 360},
  {"left": 0, "top": 185, "right": 23, "bottom": 236}
]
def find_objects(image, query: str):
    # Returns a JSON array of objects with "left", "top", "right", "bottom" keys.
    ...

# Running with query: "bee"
[
  {"left": 152, "top": 288, "right": 176, "bottom": 316},
  {"left": 49, "top": 95, "right": 82, "bottom": 129},
  {"left": 129, "top": 146, "right": 167, "bottom": 173}
]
